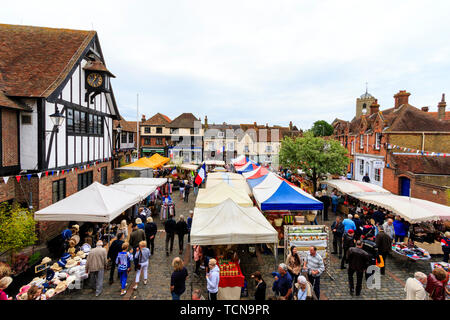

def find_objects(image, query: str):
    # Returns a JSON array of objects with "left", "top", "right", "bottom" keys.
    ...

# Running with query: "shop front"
[{"left": 354, "top": 153, "right": 384, "bottom": 187}]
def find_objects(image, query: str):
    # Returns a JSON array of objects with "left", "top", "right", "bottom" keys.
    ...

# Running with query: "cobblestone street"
[{"left": 55, "top": 190, "right": 444, "bottom": 301}]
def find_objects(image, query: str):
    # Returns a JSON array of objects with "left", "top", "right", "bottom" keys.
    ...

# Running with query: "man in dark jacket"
[
  {"left": 375, "top": 225, "right": 392, "bottom": 275},
  {"left": 144, "top": 217, "right": 157, "bottom": 255},
  {"left": 176, "top": 215, "right": 189, "bottom": 254},
  {"left": 331, "top": 216, "right": 344, "bottom": 258},
  {"left": 341, "top": 229, "right": 355, "bottom": 269},
  {"left": 353, "top": 214, "right": 363, "bottom": 241},
  {"left": 347, "top": 240, "right": 370, "bottom": 296},
  {"left": 164, "top": 214, "right": 177, "bottom": 256},
  {"left": 319, "top": 193, "right": 330, "bottom": 221},
  {"left": 107, "top": 232, "right": 124, "bottom": 284},
  {"left": 372, "top": 208, "right": 385, "bottom": 226},
  {"left": 129, "top": 223, "right": 146, "bottom": 271},
  {"left": 184, "top": 182, "right": 191, "bottom": 203}
]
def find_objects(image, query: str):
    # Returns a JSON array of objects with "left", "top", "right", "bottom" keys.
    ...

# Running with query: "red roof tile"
[
  {"left": 142, "top": 112, "right": 172, "bottom": 126},
  {"left": 0, "top": 24, "right": 95, "bottom": 97}
]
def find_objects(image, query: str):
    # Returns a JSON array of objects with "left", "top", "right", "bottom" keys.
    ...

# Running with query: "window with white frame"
[
  {"left": 374, "top": 168, "right": 381, "bottom": 182},
  {"left": 266, "top": 145, "right": 272, "bottom": 152},
  {"left": 217, "top": 131, "right": 224, "bottom": 138},
  {"left": 351, "top": 140, "right": 354, "bottom": 155},
  {"left": 244, "top": 145, "right": 249, "bottom": 152},
  {"left": 375, "top": 133, "right": 381, "bottom": 150},
  {"left": 360, "top": 134, "right": 364, "bottom": 149},
  {"left": 359, "top": 159, "right": 365, "bottom": 175},
  {"left": 227, "top": 142, "right": 234, "bottom": 151}
]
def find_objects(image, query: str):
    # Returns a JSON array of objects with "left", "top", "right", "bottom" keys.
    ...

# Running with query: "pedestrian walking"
[
  {"left": 347, "top": 240, "right": 370, "bottom": 296},
  {"left": 319, "top": 192, "right": 330, "bottom": 221},
  {"left": 116, "top": 242, "right": 132, "bottom": 296},
  {"left": 179, "top": 180, "right": 185, "bottom": 199},
  {"left": 331, "top": 193, "right": 339, "bottom": 214},
  {"left": 293, "top": 275, "right": 315, "bottom": 300},
  {"left": 164, "top": 214, "right": 177, "bottom": 256},
  {"left": 272, "top": 263, "right": 293, "bottom": 300},
  {"left": 135, "top": 217, "right": 145, "bottom": 230},
  {"left": 108, "top": 232, "right": 125, "bottom": 285},
  {"left": 206, "top": 258, "right": 220, "bottom": 300},
  {"left": 425, "top": 267, "right": 447, "bottom": 300},
  {"left": 353, "top": 214, "right": 363, "bottom": 240},
  {"left": 341, "top": 229, "right": 355, "bottom": 269},
  {"left": 170, "top": 257, "right": 188, "bottom": 300},
  {"left": 133, "top": 241, "right": 151, "bottom": 289},
  {"left": 129, "top": 223, "right": 146, "bottom": 271},
  {"left": 285, "top": 246, "right": 303, "bottom": 285},
  {"left": 251, "top": 271, "right": 266, "bottom": 301},
  {"left": 176, "top": 215, "right": 188, "bottom": 254},
  {"left": 362, "top": 172, "right": 370, "bottom": 183},
  {"left": 184, "top": 182, "right": 191, "bottom": 202},
  {"left": 303, "top": 247, "right": 324, "bottom": 300},
  {"left": 187, "top": 211, "right": 193, "bottom": 243},
  {"left": 382, "top": 218, "right": 395, "bottom": 240},
  {"left": 193, "top": 245, "right": 203, "bottom": 276},
  {"left": 86, "top": 240, "right": 107, "bottom": 297},
  {"left": 404, "top": 272, "right": 427, "bottom": 300},
  {"left": 331, "top": 216, "right": 344, "bottom": 258},
  {"left": 441, "top": 231, "right": 450, "bottom": 263},
  {"left": 342, "top": 214, "right": 356, "bottom": 233},
  {"left": 117, "top": 220, "right": 128, "bottom": 239},
  {"left": 144, "top": 217, "right": 157, "bottom": 255},
  {"left": 193, "top": 181, "right": 199, "bottom": 196},
  {"left": 375, "top": 225, "right": 392, "bottom": 275}
]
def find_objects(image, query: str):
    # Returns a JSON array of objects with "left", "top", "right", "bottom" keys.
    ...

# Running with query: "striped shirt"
[{"left": 305, "top": 252, "right": 325, "bottom": 277}]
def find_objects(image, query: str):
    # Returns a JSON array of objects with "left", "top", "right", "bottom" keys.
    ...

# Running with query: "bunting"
[
  {"left": 3, "top": 177, "right": 9, "bottom": 184},
  {"left": 388, "top": 144, "right": 449, "bottom": 157}
]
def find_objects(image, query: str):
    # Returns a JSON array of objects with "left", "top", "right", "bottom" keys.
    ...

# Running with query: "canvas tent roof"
[
  {"left": 180, "top": 164, "right": 199, "bottom": 171},
  {"left": 237, "top": 162, "right": 260, "bottom": 173},
  {"left": 147, "top": 153, "right": 170, "bottom": 167},
  {"left": 109, "top": 184, "right": 157, "bottom": 201},
  {"left": 207, "top": 172, "right": 245, "bottom": 181},
  {"left": 324, "top": 180, "right": 391, "bottom": 194},
  {"left": 117, "top": 178, "right": 167, "bottom": 187},
  {"left": 190, "top": 199, "right": 278, "bottom": 245},
  {"left": 351, "top": 193, "right": 450, "bottom": 223},
  {"left": 122, "top": 157, "right": 155, "bottom": 168},
  {"left": 231, "top": 155, "right": 248, "bottom": 166},
  {"left": 205, "top": 177, "right": 252, "bottom": 195},
  {"left": 196, "top": 182, "right": 253, "bottom": 208},
  {"left": 34, "top": 182, "right": 140, "bottom": 223},
  {"left": 123, "top": 155, "right": 169, "bottom": 169},
  {"left": 203, "top": 160, "right": 225, "bottom": 166},
  {"left": 243, "top": 166, "right": 270, "bottom": 179}
]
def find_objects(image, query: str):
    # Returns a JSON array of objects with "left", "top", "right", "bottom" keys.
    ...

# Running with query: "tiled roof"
[
  {"left": 113, "top": 118, "right": 138, "bottom": 132},
  {"left": 142, "top": 113, "right": 172, "bottom": 126},
  {"left": 166, "top": 113, "right": 199, "bottom": 128},
  {"left": 428, "top": 111, "right": 450, "bottom": 121},
  {"left": 0, "top": 91, "right": 32, "bottom": 111},
  {"left": 0, "top": 24, "right": 95, "bottom": 97},
  {"left": 390, "top": 154, "right": 450, "bottom": 175}
]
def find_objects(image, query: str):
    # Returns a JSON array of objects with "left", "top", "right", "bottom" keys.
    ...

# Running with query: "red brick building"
[
  {"left": 139, "top": 113, "right": 172, "bottom": 157},
  {"left": 333, "top": 90, "right": 450, "bottom": 205},
  {"left": 0, "top": 24, "right": 121, "bottom": 241}
]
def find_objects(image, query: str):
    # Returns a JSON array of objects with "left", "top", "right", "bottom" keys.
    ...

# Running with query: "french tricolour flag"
[{"left": 195, "top": 163, "right": 206, "bottom": 185}]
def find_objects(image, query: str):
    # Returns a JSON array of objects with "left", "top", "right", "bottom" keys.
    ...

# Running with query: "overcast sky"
[{"left": 2, "top": 1, "right": 450, "bottom": 129}]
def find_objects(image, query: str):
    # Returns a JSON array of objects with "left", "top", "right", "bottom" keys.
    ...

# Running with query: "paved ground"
[{"left": 55, "top": 189, "right": 444, "bottom": 300}]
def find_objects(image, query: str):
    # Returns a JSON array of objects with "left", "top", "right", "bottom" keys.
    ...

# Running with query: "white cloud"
[{"left": 1, "top": 0, "right": 449, "bottom": 128}]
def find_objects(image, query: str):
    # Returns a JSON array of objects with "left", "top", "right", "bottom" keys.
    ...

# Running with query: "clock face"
[{"left": 87, "top": 73, "right": 103, "bottom": 88}]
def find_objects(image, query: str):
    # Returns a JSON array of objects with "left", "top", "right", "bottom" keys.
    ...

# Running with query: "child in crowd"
[{"left": 116, "top": 242, "right": 132, "bottom": 296}]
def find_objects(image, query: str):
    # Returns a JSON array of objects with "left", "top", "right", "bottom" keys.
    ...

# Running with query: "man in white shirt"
[{"left": 404, "top": 272, "right": 427, "bottom": 300}]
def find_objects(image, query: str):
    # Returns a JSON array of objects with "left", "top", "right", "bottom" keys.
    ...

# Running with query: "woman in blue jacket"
[{"left": 393, "top": 217, "right": 408, "bottom": 243}]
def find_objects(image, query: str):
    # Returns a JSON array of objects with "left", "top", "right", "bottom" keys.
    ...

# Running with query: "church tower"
[{"left": 356, "top": 86, "right": 376, "bottom": 118}]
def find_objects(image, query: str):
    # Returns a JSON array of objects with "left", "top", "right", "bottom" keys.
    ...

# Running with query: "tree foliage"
[
  {"left": 279, "top": 132, "right": 349, "bottom": 192},
  {"left": 0, "top": 202, "right": 37, "bottom": 253},
  {"left": 311, "top": 120, "right": 334, "bottom": 137}
]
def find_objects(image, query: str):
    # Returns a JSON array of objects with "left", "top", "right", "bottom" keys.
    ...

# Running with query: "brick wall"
[
  {"left": 411, "top": 181, "right": 449, "bottom": 206},
  {"left": 1, "top": 109, "right": 19, "bottom": 166},
  {"left": 388, "top": 133, "right": 450, "bottom": 153},
  {"left": 0, "top": 179, "right": 15, "bottom": 203}
]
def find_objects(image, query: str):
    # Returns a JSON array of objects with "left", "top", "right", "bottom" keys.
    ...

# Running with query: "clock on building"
[{"left": 83, "top": 58, "right": 115, "bottom": 103}]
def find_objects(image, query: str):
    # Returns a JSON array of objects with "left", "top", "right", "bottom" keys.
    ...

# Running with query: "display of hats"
[
  {"left": 41, "top": 257, "right": 52, "bottom": 264},
  {"left": 62, "top": 229, "right": 72, "bottom": 240},
  {"left": 70, "top": 234, "right": 80, "bottom": 245},
  {"left": 45, "top": 288, "right": 56, "bottom": 299},
  {"left": 61, "top": 253, "right": 71, "bottom": 261},
  {"left": 50, "top": 263, "right": 62, "bottom": 272},
  {"left": 53, "top": 278, "right": 61, "bottom": 285},
  {"left": 65, "top": 259, "right": 78, "bottom": 269},
  {"left": 68, "top": 265, "right": 81, "bottom": 274},
  {"left": 80, "top": 259, "right": 87, "bottom": 266},
  {"left": 17, "top": 292, "right": 28, "bottom": 300},
  {"left": 57, "top": 260, "right": 66, "bottom": 268},
  {"left": 55, "top": 281, "right": 67, "bottom": 294},
  {"left": 73, "top": 256, "right": 82, "bottom": 262},
  {"left": 81, "top": 243, "right": 91, "bottom": 253},
  {"left": 58, "top": 272, "right": 68, "bottom": 280},
  {"left": 76, "top": 251, "right": 86, "bottom": 259},
  {"left": 66, "top": 275, "right": 76, "bottom": 285}
]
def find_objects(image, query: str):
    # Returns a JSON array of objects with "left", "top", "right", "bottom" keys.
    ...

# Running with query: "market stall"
[
  {"left": 205, "top": 178, "right": 252, "bottom": 196},
  {"left": 207, "top": 172, "right": 246, "bottom": 181},
  {"left": 236, "top": 161, "right": 260, "bottom": 173},
  {"left": 242, "top": 166, "right": 269, "bottom": 179},
  {"left": 196, "top": 182, "right": 253, "bottom": 208},
  {"left": 117, "top": 177, "right": 168, "bottom": 188},
  {"left": 191, "top": 199, "right": 278, "bottom": 300},
  {"left": 109, "top": 184, "right": 157, "bottom": 201},
  {"left": 231, "top": 155, "right": 249, "bottom": 167}
]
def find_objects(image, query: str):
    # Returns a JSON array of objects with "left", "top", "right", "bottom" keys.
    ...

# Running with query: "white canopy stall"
[
  {"left": 117, "top": 177, "right": 168, "bottom": 188},
  {"left": 324, "top": 179, "right": 391, "bottom": 194},
  {"left": 34, "top": 182, "right": 140, "bottom": 223},
  {"left": 110, "top": 184, "right": 157, "bottom": 201},
  {"left": 196, "top": 182, "right": 253, "bottom": 208},
  {"left": 206, "top": 178, "right": 252, "bottom": 195},
  {"left": 351, "top": 193, "right": 450, "bottom": 223}
]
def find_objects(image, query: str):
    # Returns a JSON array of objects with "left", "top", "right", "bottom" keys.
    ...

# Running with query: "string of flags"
[
  {"left": 388, "top": 144, "right": 449, "bottom": 157},
  {"left": 1, "top": 157, "right": 113, "bottom": 184}
]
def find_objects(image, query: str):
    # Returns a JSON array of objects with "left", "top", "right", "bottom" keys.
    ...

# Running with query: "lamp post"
[{"left": 49, "top": 106, "right": 65, "bottom": 133}]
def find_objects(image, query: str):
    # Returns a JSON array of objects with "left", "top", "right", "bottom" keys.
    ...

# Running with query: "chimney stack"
[
  {"left": 370, "top": 99, "right": 380, "bottom": 115},
  {"left": 421, "top": 106, "right": 429, "bottom": 112},
  {"left": 289, "top": 121, "right": 293, "bottom": 131},
  {"left": 438, "top": 93, "right": 446, "bottom": 120},
  {"left": 394, "top": 90, "right": 411, "bottom": 109},
  {"left": 204, "top": 115, "right": 208, "bottom": 129},
  {"left": 254, "top": 122, "right": 257, "bottom": 128},
  {"left": 141, "top": 114, "right": 146, "bottom": 122}
]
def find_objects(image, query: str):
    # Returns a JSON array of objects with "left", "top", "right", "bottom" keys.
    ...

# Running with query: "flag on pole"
[
  {"left": 170, "top": 168, "right": 178, "bottom": 177},
  {"left": 195, "top": 163, "right": 206, "bottom": 185}
]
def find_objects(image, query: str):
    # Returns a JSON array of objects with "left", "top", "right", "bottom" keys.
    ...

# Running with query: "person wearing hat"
[
  {"left": 347, "top": 240, "right": 370, "bottom": 296},
  {"left": 375, "top": 225, "right": 392, "bottom": 275},
  {"left": 144, "top": 217, "right": 157, "bottom": 255},
  {"left": 271, "top": 263, "right": 292, "bottom": 300},
  {"left": 85, "top": 240, "right": 107, "bottom": 297},
  {"left": 294, "top": 275, "right": 314, "bottom": 300},
  {"left": 441, "top": 231, "right": 450, "bottom": 263},
  {"left": 0, "top": 276, "right": 13, "bottom": 300},
  {"left": 341, "top": 229, "right": 355, "bottom": 269}
]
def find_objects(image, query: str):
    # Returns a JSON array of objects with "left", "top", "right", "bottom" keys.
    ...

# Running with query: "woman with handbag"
[
  {"left": 133, "top": 241, "right": 151, "bottom": 290},
  {"left": 286, "top": 246, "right": 303, "bottom": 285}
]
